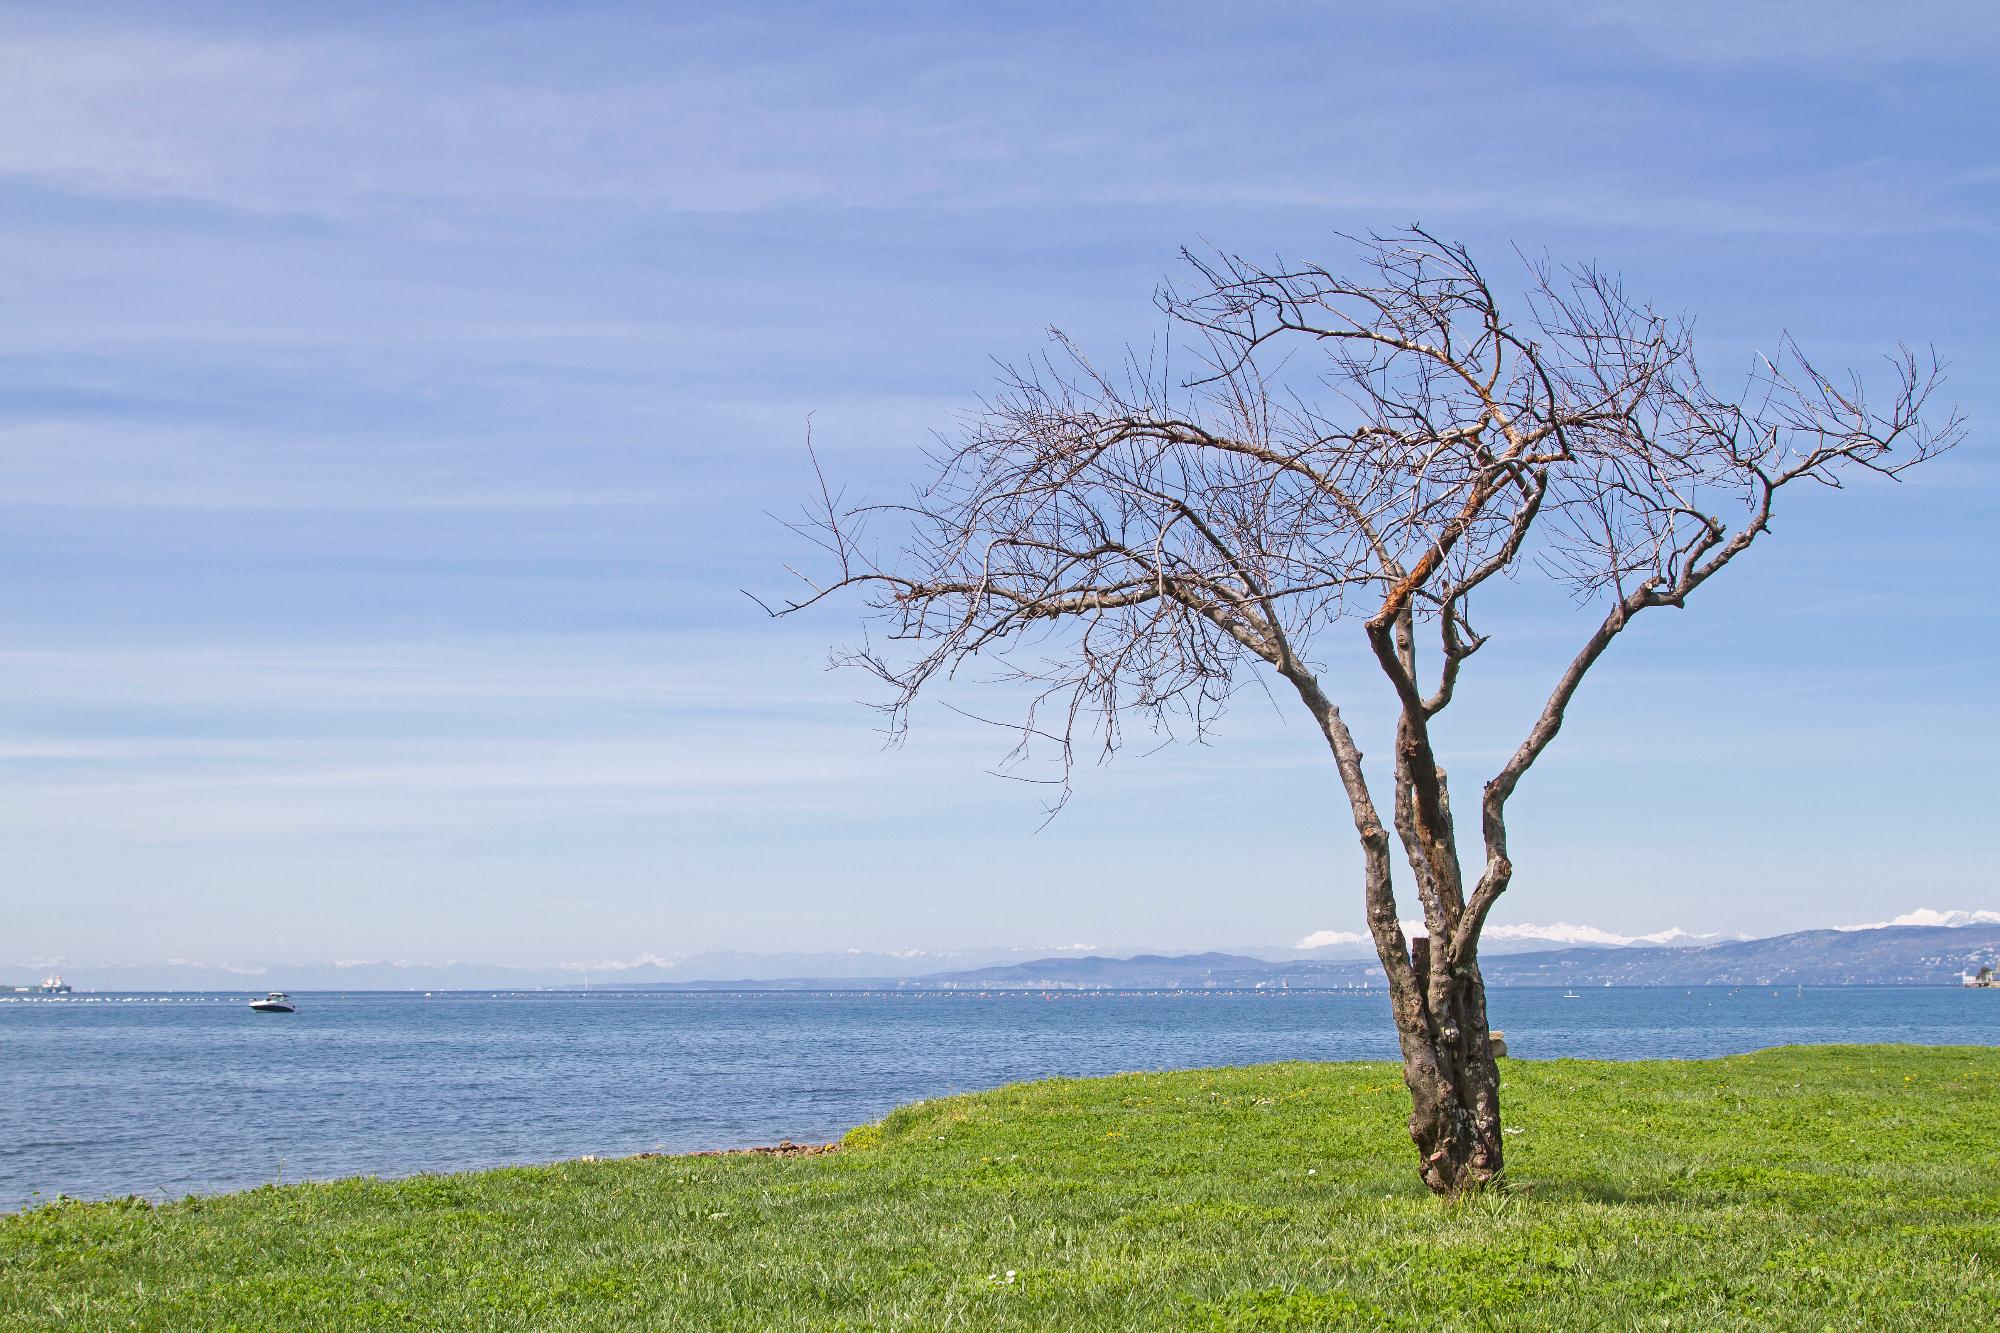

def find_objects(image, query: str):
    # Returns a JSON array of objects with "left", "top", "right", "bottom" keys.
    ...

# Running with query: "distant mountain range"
[
  {"left": 23, "top": 946, "right": 1104, "bottom": 993},
  {"left": 21, "top": 933, "right": 1696, "bottom": 992},
  {"left": 23, "top": 924, "right": 1999, "bottom": 993},
  {"left": 1476, "top": 925, "right": 2000, "bottom": 988},
  {"left": 612, "top": 926, "right": 2000, "bottom": 991}
]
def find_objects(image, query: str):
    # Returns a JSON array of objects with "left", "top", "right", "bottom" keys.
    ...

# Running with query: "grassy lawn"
[{"left": 4, "top": 1044, "right": 1996, "bottom": 1330}]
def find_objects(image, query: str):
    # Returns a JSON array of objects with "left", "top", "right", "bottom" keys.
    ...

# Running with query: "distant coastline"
[
  {"left": 25, "top": 925, "right": 1999, "bottom": 996},
  {"left": 587, "top": 924, "right": 2000, "bottom": 992}
]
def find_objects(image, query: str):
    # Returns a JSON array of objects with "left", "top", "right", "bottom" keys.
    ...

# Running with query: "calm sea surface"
[{"left": 4, "top": 986, "right": 1994, "bottom": 1209}]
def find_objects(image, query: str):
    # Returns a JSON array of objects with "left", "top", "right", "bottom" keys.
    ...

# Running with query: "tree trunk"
[
  {"left": 1285, "top": 667, "right": 1507, "bottom": 1195},
  {"left": 1395, "top": 937, "right": 1504, "bottom": 1195}
]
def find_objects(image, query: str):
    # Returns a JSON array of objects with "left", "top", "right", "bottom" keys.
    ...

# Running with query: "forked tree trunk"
[
  {"left": 1287, "top": 667, "right": 1511, "bottom": 1194},
  {"left": 1390, "top": 936, "right": 1503, "bottom": 1195}
]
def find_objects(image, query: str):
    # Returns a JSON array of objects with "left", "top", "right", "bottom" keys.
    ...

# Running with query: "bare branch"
[{"left": 771, "top": 228, "right": 1961, "bottom": 1195}]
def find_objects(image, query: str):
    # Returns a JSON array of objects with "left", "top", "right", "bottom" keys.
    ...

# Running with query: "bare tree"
[{"left": 770, "top": 230, "right": 1960, "bottom": 1195}]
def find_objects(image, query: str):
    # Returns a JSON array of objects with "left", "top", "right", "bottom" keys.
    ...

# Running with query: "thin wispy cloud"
[
  {"left": 1554, "top": 0, "right": 2000, "bottom": 66},
  {"left": 2, "top": 0, "right": 1992, "bottom": 966},
  {"left": 1, "top": 8, "right": 1985, "bottom": 235}
]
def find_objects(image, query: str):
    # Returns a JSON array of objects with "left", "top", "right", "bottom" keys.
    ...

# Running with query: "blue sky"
[{"left": 3, "top": 0, "right": 1996, "bottom": 971}]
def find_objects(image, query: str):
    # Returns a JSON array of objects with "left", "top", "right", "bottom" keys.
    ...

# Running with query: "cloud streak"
[
  {"left": 3, "top": 1, "right": 1994, "bottom": 968},
  {"left": 2, "top": 6, "right": 1987, "bottom": 238}
]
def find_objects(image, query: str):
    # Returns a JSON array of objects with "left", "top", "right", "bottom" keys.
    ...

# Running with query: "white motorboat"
[{"left": 249, "top": 992, "right": 296, "bottom": 1013}]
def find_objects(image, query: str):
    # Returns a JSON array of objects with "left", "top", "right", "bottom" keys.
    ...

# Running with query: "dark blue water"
[{"left": 4, "top": 987, "right": 1994, "bottom": 1209}]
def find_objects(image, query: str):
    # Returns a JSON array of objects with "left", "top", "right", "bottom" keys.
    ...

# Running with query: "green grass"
[{"left": 5, "top": 1045, "right": 1996, "bottom": 1330}]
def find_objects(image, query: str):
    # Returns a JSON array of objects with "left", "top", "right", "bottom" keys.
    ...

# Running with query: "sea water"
[{"left": 3, "top": 986, "right": 1993, "bottom": 1209}]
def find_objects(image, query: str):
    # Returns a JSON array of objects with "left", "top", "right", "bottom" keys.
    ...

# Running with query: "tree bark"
[{"left": 1392, "top": 935, "right": 1503, "bottom": 1195}]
